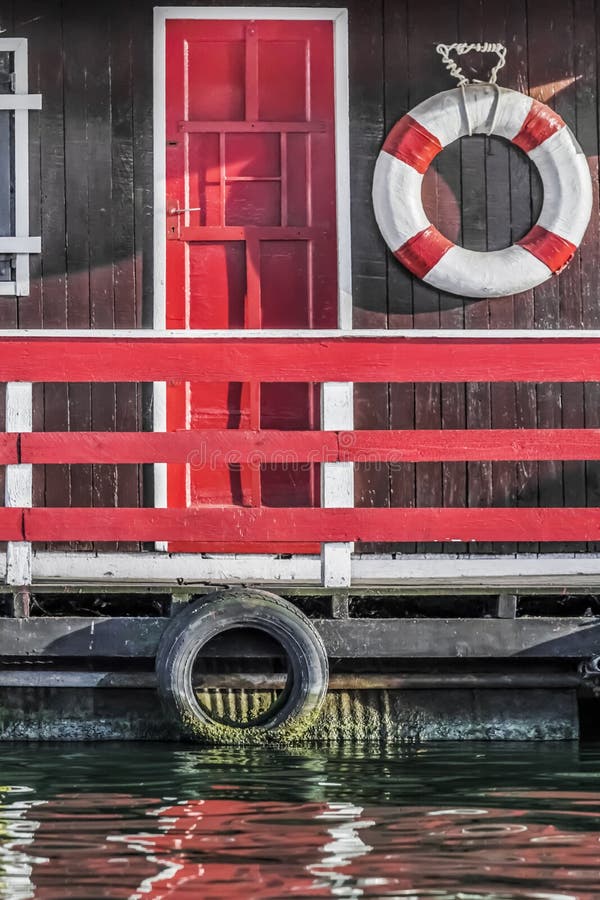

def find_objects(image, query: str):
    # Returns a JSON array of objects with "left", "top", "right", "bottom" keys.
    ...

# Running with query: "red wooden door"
[{"left": 164, "top": 18, "right": 338, "bottom": 552}]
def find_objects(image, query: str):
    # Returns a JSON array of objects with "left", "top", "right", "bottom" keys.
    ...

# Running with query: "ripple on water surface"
[{"left": 0, "top": 742, "right": 599, "bottom": 899}]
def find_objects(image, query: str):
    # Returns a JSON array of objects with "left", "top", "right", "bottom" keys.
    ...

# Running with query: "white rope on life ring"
[{"left": 372, "top": 84, "right": 593, "bottom": 298}]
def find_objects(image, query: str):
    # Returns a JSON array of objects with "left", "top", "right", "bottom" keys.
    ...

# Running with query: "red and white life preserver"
[{"left": 372, "top": 84, "right": 593, "bottom": 298}]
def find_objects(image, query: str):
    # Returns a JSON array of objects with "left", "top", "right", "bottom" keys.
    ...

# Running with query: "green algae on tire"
[{"left": 155, "top": 589, "right": 329, "bottom": 746}]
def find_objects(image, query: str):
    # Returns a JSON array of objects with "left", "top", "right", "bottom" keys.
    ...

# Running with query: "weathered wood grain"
[
  {"left": 384, "top": 0, "right": 417, "bottom": 554},
  {"left": 86, "top": 4, "right": 118, "bottom": 550},
  {"left": 350, "top": 0, "right": 389, "bottom": 553},
  {"left": 0, "top": 670, "right": 582, "bottom": 689},
  {"left": 23, "top": 548, "right": 600, "bottom": 591},
  {"left": 26, "top": 1, "right": 68, "bottom": 550},
  {"left": 576, "top": 0, "right": 600, "bottom": 553},
  {"left": 0, "top": 615, "right": 597, "bottom": 660},
  {"left": 110, "top": 0, "right": 143, "bottom": 551}
]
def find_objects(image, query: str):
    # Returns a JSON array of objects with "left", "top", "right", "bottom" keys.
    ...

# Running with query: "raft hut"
[{"left": 0, "top": 0, "right": 598, "bottom": 741}]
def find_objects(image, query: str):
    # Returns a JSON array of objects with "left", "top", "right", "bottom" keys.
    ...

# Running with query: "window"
[{"left": 0, "top": 38, "right": 41, "bottom": 296}]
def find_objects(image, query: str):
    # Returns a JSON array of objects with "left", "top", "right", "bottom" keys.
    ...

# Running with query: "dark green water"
[{"left": 0, "top": 743, "right": 599, "bottom": 899}]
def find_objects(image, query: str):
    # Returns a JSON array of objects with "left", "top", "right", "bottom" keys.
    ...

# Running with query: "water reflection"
[{"left": 0, "top": 744, "right": 598, "bottom": 898}]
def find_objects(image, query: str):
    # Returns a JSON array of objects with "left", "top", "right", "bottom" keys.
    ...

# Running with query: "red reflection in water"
[
  {"left": 5, "top": 794, "right": 600, "bottom": 898},
  {"left": 120, "top": 799, "right": 373, "bottom": 899}
]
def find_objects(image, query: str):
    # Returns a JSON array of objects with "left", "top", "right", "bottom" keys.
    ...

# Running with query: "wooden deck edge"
[{"left": 1, "top": 550, "right": 599, "bottom": 592}]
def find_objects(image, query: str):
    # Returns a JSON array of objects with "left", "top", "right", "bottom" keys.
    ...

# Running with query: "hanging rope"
[{"left": 435, "top": 42, "right": 507, "bottom": 86}]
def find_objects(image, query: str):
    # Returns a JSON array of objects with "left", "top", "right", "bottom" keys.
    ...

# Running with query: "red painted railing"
[
  {"left": 3, "top": 333, "right": 600, "bottom": 544},
  {"left": 1, "top": 334, "right": 600, "bottom": 382},
  {"left": 3, "top": 428, "right": 600, "bottom": 465}
]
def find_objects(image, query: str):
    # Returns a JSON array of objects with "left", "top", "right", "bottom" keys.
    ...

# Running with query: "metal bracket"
[{"left": 579, "top": 656, "right": 600, "bottom": 679}]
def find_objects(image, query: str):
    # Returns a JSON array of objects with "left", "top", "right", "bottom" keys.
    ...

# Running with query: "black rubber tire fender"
[{"left": 155, "top": 589, "right": 329, "bottom": 744}]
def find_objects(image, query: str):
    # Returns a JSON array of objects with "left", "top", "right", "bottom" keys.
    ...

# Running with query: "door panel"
[{"left": 164, "top": 18, "right": 338, "bottom": 551}]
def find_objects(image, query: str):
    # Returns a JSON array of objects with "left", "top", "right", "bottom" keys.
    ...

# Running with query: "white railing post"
[
  {"left": 5, "top": 382, "right": 32, "bottom": 588},
  {"left": 321, "top": 381, "right": 354, "bottom": 588}
]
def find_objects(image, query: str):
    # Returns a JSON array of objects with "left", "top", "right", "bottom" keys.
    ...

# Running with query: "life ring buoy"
[
  {"left": 155, "top": 589, "right": 329, "bottom": 744},
  {"left": 372, "top": 84, "right": 593, "bottom": 298}
]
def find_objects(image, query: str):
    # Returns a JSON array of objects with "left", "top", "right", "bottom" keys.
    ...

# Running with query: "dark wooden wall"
[
  {"left": 348, "top": 0, "right": 600, "bottom": 554},
  {"left": 4, "top": 0, "right": 152, "bottom": 549},
  {"left": 0, "top": 0, "right": 598, "bottom": 553}
]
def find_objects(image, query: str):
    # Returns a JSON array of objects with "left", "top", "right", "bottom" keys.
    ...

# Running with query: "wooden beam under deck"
[
  {"left": 0, "top": 671, "right": 581, "bottom": 690},
  {"left": 0, "top": 616, "right": 598, "bottom": 659}
]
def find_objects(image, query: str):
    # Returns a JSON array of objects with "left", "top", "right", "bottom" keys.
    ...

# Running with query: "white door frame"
[{"left": 152, "top": 7, "right": 353, "bottom": 561}]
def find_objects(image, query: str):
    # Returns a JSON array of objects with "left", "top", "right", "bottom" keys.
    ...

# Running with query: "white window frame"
[
  {"left": 0, "top": 38, "right": 41, "bottom": 297},
  {"left": 152, "top": 7, "right": 353, "bottom": 581}
]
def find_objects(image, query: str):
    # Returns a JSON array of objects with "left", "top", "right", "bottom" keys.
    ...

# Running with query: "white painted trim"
[
  {"left": 0, "top": 37, "right": 42, "bottom": 298},
  {"left": 350, "top": 553, "right": 600, "bottom": 586},
  {"left": 321, "top": 382, "right": 354, "bottom": 587},
  {"left": 13, "top": 38, "right": 31, "bottom": 297},
  {"left": 332, "top": 9, "right": 352, "bottom": 329},
  {"left": 6, "top": 543, "right": 31, "bottom": 587},
  {"left": 153, "top": 9, "right": 166, "bottom": 333},
  {"left": 320, "top": 381, "right": 355, "bottom": 431},
  {"left": 0, "top": 38, "right": 28, "bottom": 53},
  {"left": 153, "top": 381, "right": 168, "bottom": 550},
  {"left": 32, "top": 551, "right": 321, "bottom": 585},
  {"left": 153, "top": 7, "right": 352, "bottom": 23},
  {"left": 0, "top": 237, "right": 40, "bottom": 253},
  {"left": 19, "top": 551, "right": 600, "bottom": 589},
  {"left": 153, "top": 9, "right": 168, "bottom": 530},
  {"left": 3, "top": 328, "right": 600, "bottom": 339},
  {"left": 5, "top": 381, "right": 32, "bottom": 432},
  {"left": 5, "top": 464, "right": 31, "bottom": 507},
  {"left": 5, "top": 383, "right": 32, "bottom": 587},
  {"left": 0, "top": 95, "right": 41, "bottom": 110}
]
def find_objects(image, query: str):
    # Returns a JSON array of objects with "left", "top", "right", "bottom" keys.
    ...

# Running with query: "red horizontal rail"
[
  {"left": 179, "top": 227, "right": 323, "bottom": 242},
  {"left": 17, "top": 428, "right": 600, "bottom": 464},
  {"left": 178, "top": 120, "right": 327, "bottom": 133},
  {"left": 339, "top": 429, "right": 600, "bottom": 463},
  {"left": 0, "top": 434, "right": 17, "bottom": 464},
  {"left": 21, "top": 431, "right": 338, "bottom": 464},
  {"left": 2, "top": 336, "right": 600, "bottom": 382},
  {"left": 15, "top": 507, "right": 600, "bottom": 543},
  {"left": 0, "top": 509, "right": 26, "bottom": 540}
]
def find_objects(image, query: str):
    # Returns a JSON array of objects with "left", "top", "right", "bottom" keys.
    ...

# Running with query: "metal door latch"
[{"left": 168, "top": 207, "right": 202, "bottom": 215}]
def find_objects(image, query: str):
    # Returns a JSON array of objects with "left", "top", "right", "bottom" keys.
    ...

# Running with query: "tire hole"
[{"left": 191, "top": 627, "right": 293, "bottom": 729}]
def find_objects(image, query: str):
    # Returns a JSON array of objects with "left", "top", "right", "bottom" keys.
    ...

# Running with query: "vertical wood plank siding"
[
  {"left": 2, "top": 0, "right": 145, "bottom": 550},
  {"left": 0, "top": 0, "right": 597, "bottom": 555},
  {"left": 350, "top": 0, "right": 600, "bottom": 555}
]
